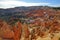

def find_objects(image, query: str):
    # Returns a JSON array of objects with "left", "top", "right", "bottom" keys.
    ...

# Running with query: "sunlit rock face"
[
  {"left": 0, "top": 21, "right": 14, "bottom": 39},
  {"left": 0, "top": 6, "right": 60, "bottom": 40}
]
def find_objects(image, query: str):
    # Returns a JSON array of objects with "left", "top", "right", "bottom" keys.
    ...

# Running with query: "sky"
[{"left": 0, "top": 0, "right": 60, "bottom": 9}]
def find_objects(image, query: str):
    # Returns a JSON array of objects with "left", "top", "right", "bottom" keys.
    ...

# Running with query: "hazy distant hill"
[{"left": 0, "top": 6, "right": 60, "bottom": 22}]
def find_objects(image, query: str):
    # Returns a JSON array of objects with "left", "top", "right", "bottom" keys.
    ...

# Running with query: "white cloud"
[
  {"left": 0, "top": 0, "right": 50, "bottom": 9},
  {"left": 48, "top": 5, "right": 60, "bottom": 7}
]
